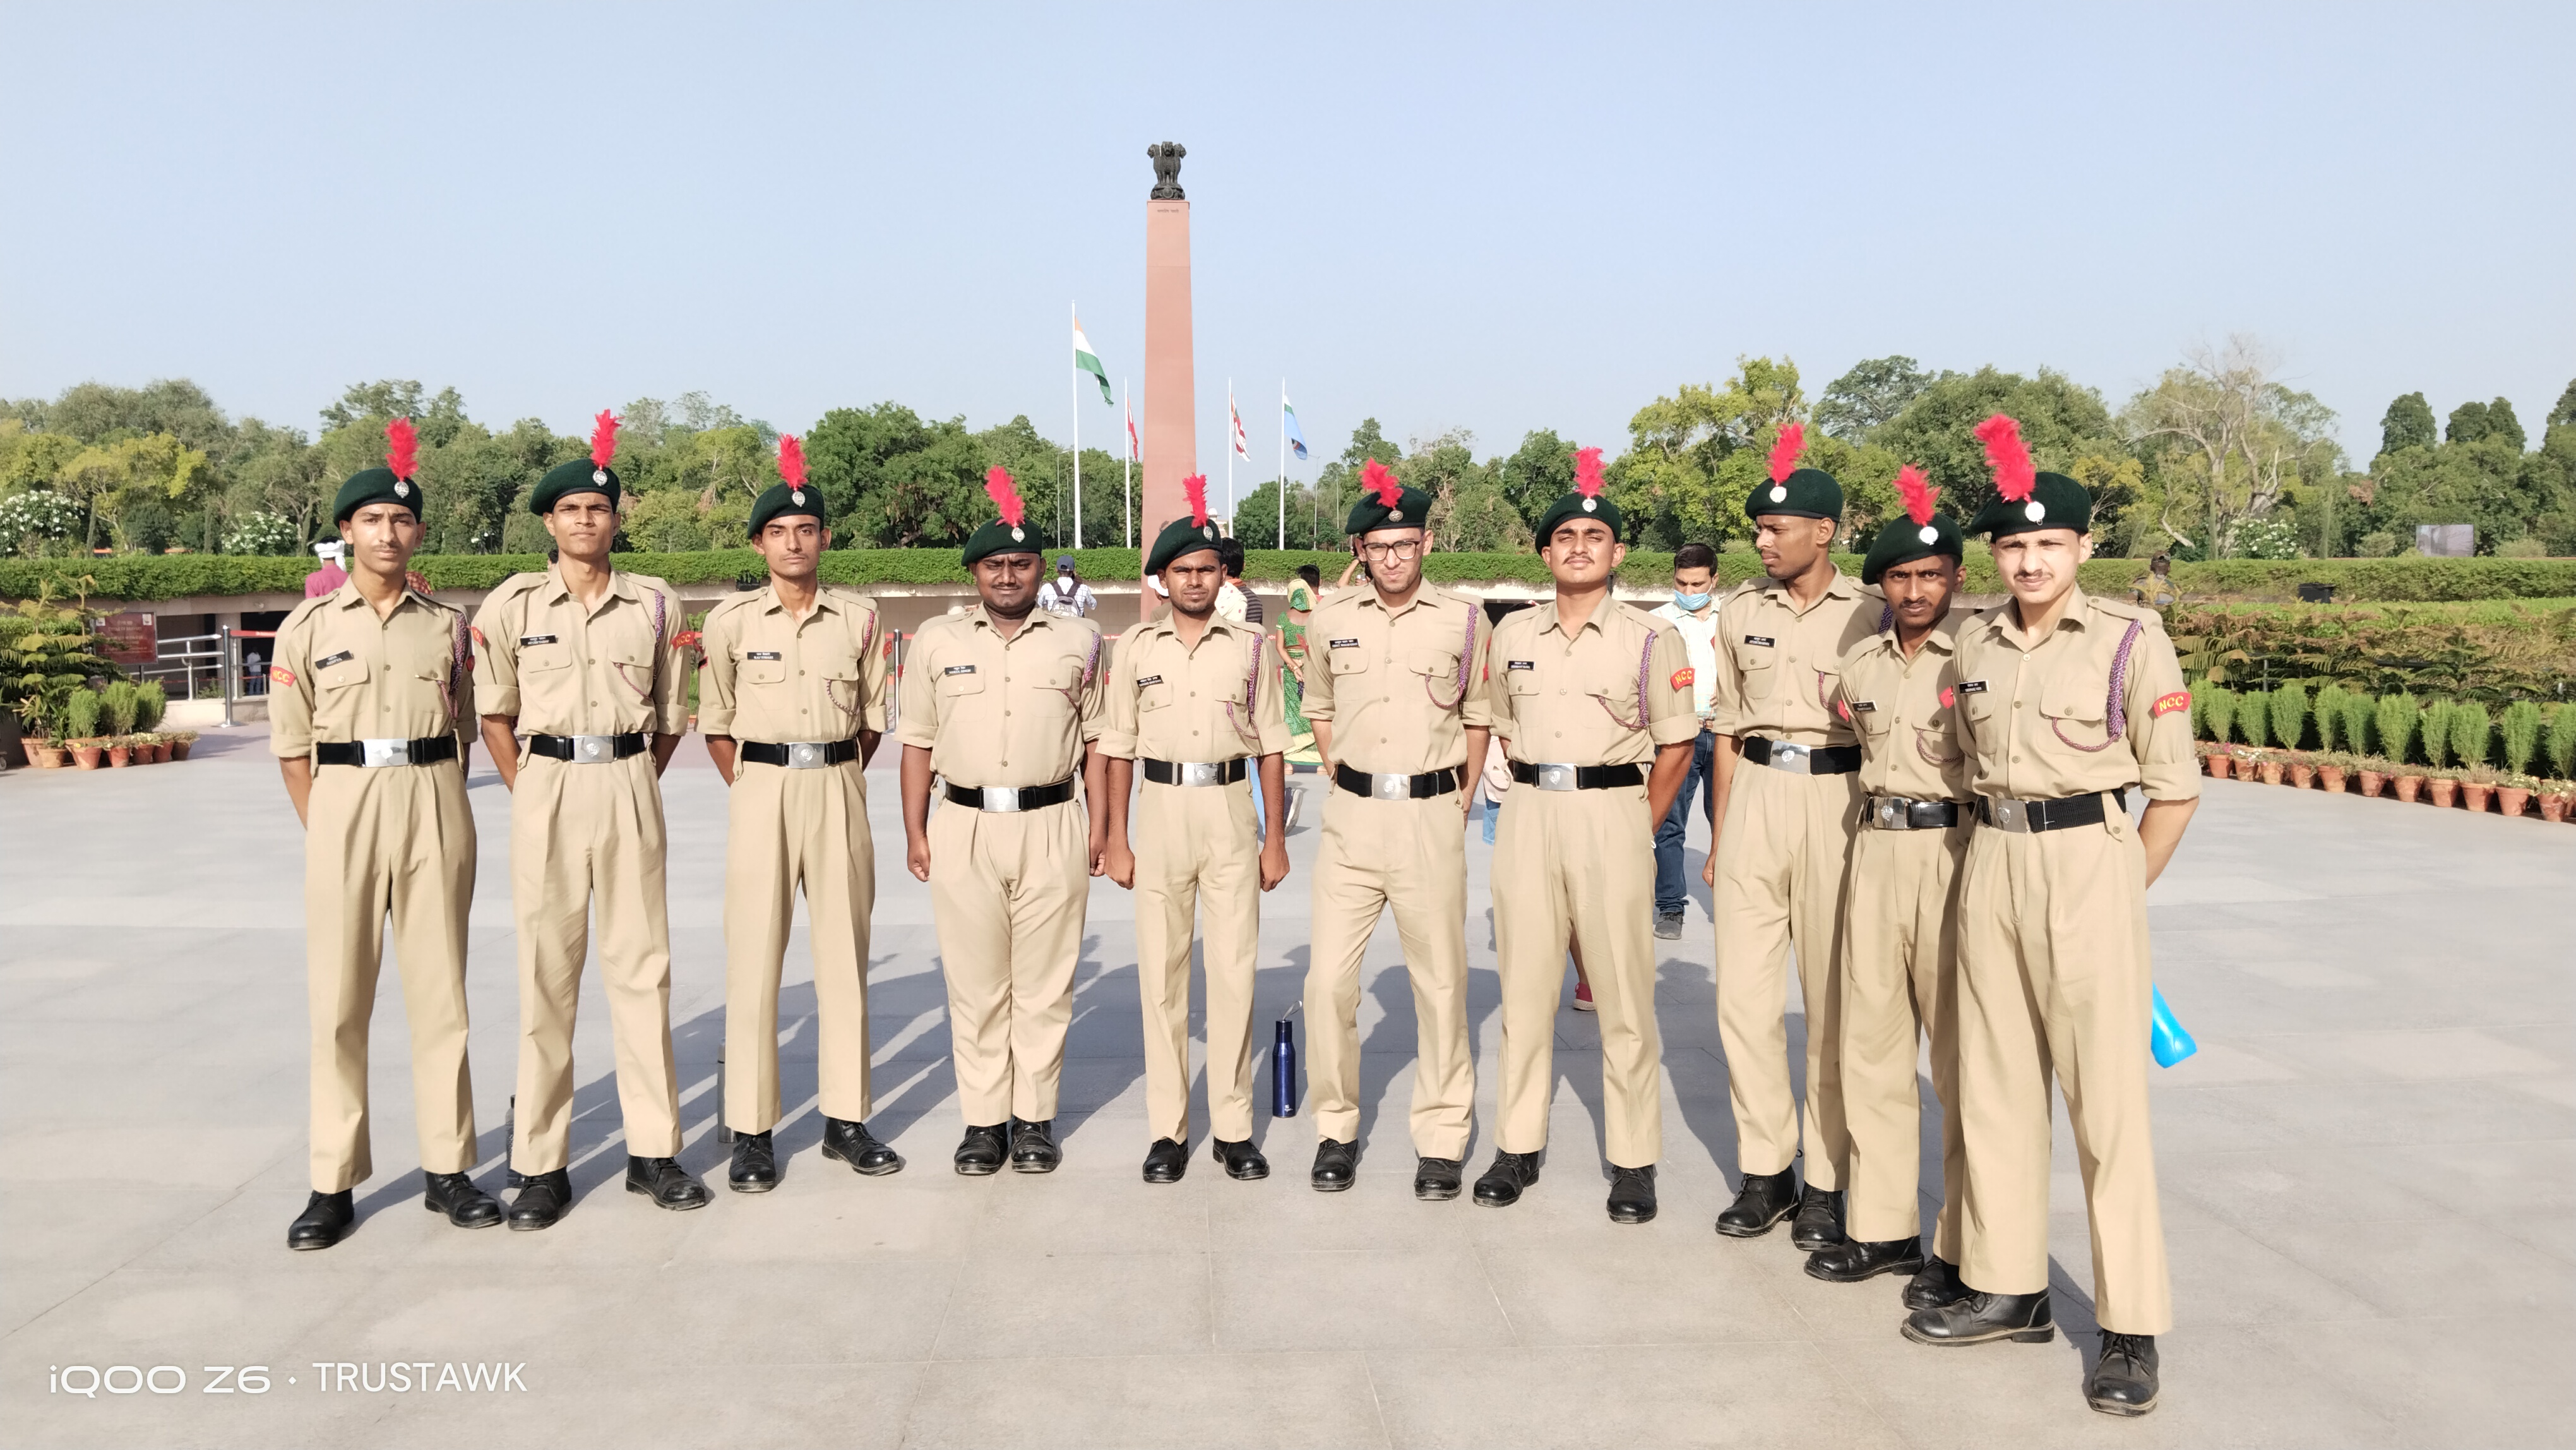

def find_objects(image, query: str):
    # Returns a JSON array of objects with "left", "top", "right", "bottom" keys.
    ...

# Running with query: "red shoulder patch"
[
  {"left": 2152, "top": 690, "right": 2191, "bottom": 718},
  {"left": 1938, "top": 685, "right": 1955, "bottom": 709},
  {"left": 1834, "top": 698, "right": 1850, "bottom": 722},
  {"left": 1668, "top": 666, "right": 1695, "bottom": 691},
  {"left": 268, "top": 665, "right": 297, "bottom": 688},
  {"left": 469, "top": 626, "right": 487, "bottom": 648}
]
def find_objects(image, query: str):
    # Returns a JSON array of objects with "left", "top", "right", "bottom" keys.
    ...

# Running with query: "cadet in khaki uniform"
[
  {"left": 1704, "top": 426, "right": 1883, "bottom": 1247},
  {"left": 1807, "top": 470, "right": 1973, "bottom": 1299},
  {"left": 1472, "top": 450, "right": 1699, "bottom": 1224},
  {"left": 276, "top": 424, "right": 498, "bottom": 1250},
  {"left": 474, "top": 412, "right": 705, "bottom": 1228},
  {"left": 898, "top": 467, "right": 1109, "bottom": 1175},
  {"left": 1301, "top": 460, "right": 1493, "bottom": 1199},
  {"left": 698, "top": 447, "right": 902, "bottom": 1192},
  {"left": 1099, "top": 481, "right": 1292, "bottom": 1184},
  {"left": 1901, "top": 417, "right": 2199, "bottom": 1422}
]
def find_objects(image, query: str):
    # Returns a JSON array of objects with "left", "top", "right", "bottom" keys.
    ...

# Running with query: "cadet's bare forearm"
[
  {"left": 651, "top": 734, "right": 680, "bottom": 775},
  {"left": 1643, "top": 739, "right": 1693, "bottom": 827},
  {"left": 277, "top": 755, "right": 313, "bottom": 826},
  {"left": 1083, "top": 741, "right": 1111, "bottom": 874},
  {"left": 1103, "top": 755, "right": 1135, "bottom": 849},
  {"left": 1311, "top": 717, "right": 1335, "bottom": 774},
  {"left": 705, "top": 735, "right": 738, "bottom": 783},
  {"left": 857, "top": 729, "right": 882, "bottom": 768},
  {"left": 480, "top": 716, "right": 520, "bottom": 790},
  {"left": 1462, "top": 726, "right": 1490, "bottom": 816},
  {"left": 901, "top": 743, "right": 934, "bottom": 880},
  {"left": 2138, "top": 796, "right": 2198, "bottom": 888},
  {"left": 1707, "top": 734, "right": 1741, "bottom": 837}
]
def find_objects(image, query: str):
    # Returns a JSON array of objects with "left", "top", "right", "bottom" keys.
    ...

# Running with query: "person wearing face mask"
[{"left": 1649, "top": 542, "right": 1725, "bottom": 939}]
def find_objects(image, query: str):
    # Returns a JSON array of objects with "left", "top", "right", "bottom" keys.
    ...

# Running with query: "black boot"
[
  {"left": 1805, "top": 1235, "right": 1924, "bottom": 1283},
  {"left": 2087, "top": 1332, "right": 2161, "bottom": 1416},
  {"left": 1008, "top": 1117, "right": 1061, "bottom": 1173},
  {"left": 1904, "top": 1255, "right": 1971, "bottom": 1310},
  {"left": 1789, "top": 1186, "right": 1847, "bottom": 1250},
  {"left": 508, "top": 1169, "right": 572, "bottom": 1231},
  {"left": 287, "top": 1190, "right": 354, "bottom": 1251},
  {"left": 1715, "top": 1169, "right": 1799, "bottom": 1237},
  {"left": 1902, "top": 1290, "right": 2055, "bottom": 1346},
  {"left": 1310, "top": 1138, "right": 1358, "bottom": 1192},
  {"left": 422, "top": 1171, "right": 501, "bottom": 1228},
  {"left": 821, "top": 1117, "right": 904, "bottom": 1175},
  {"left": 1212, "top": 1137, "right": 1269, "bottom": 1180},
  {"left": 1472, "top": 1150, "right": 1541, "bottom": 1207},
  {"left": 1607, "top": 1165, "right": 1657, "bottom": 1225},
  {"left": 1142, "top": 1137, "right": 1189, "bottom": 1184},
  {"left": 728, "top": 1130, "right": 778, "bottom": 1192},
  {"left": 1414, "top": 1156, "right": 1465, "bottom": 1201},
  {"left": 625, "top": 1155, "right": 711, "bottom": 1211},
  {"left": 954, "top": 1123, "right": 1008, "bottom": 1176}
]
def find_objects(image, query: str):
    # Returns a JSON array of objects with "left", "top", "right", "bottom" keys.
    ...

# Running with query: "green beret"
[
  {"left": 331, "top": 467, "right": 422, "bottom": 525},
  {"left": 1967, "top": 470, "right": 2092, "bottom": 539},
  {"left": 1344, "top": 485, "right": 1435, "bottom": 536},
  {"left": 1533, "top": 491, "right": 1624, "bottom": 548},
  {"left": 747, "top": 481, "right": 826, "bottom": 539},
  {"left": 961, "top": 517, "right": 1046, "bottom": 568},
  {"left": 1147, "top": 513, "right": 1225, "bottom": 575},
  {"left": 528, "top": 457, "right": 620, "bottom": 515},
  {"left": 1745, "top": 467, "right": 1843, "bottom": 522},
  {"left": 1860, "top": 512, "right": 1965, "bottom": 585}
]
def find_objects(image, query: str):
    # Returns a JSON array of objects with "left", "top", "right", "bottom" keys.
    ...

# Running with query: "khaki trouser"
[
  {"left": 1303, "top": 787, "right": 1475, "bottom": 1158},
  {"left": 1711, "top": 758, "right": 1859, "bottom": 1186},
  {"left": 509, "top": 753, "right": 683, "bottom": 1173},
  {"left": 1133, "top": 776, "right": 1261, "bottom": 1144},
  {"left": 1492, "top": 783, "right": 1663, "bottom": 1168},
  {"left": 927, "top": 796, "right": 1089, "bottom": 1125},
  {"left": 1840, "top": 821, "right": 1967, "bottom": 1250},
  {"left": 305, "top": 760, "right": 478, "bottom": 1192},
  {"left": 1956, "top": 801, "right": 2173, "bottom": 1334},
  {"left": 722, "top": 758, "right": 876, "bottom": 1134}
]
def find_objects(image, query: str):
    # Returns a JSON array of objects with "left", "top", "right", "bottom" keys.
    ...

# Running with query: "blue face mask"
[{"left": 1673, "top": 589, "right": 1712, "bottom": 612}]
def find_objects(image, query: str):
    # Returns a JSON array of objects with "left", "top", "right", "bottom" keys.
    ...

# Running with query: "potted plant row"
[
  {"left": 27, "top": 680, "right": 196, "bottom": 770},
  {"left": 2198, "top": 741, "right": 2573, "bottom": 821}
]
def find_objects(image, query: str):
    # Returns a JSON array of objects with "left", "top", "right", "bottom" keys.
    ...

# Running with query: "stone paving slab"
[{"left": 1, "top": 726, "right": 2568, "bottom": 1447}]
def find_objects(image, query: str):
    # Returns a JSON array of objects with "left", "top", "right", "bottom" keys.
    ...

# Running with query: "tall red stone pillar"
[{"left": 1139, "top": 142, "right": 1196, "bottom": 623}]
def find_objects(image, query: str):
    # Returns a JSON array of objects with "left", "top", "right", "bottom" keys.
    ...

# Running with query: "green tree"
[
  {"left": 2120, "top": 340, "right": 2341, "bottom": 559},
  {"left": 1815, "top": 356, "right": 1929, "bottom": 443},
  {"left": 2378, "top": 392, "right": 2438, "bottom": 456},
  {"left": 1621, "top": 357, "right": 1806, "bottom": 548},
  {"left": 1877, "top": 364, "right": 2124, "bottom": 537}
]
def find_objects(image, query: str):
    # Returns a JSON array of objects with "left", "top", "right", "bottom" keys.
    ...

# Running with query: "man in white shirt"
[
  {"left": 1039, "top": 556, "right": 1099, "bottom": 618},
  {"left": 1649, "top": 542, "right": 1724, "bottom": 938}
]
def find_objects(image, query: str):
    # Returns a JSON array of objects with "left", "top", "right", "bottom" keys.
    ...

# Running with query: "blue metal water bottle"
[
  {"left": 2149, "top": 985, "right": 2198, "bottom": 1067},
  {"left": 1271, "top": 1018, "right": 1299, "bottom": 1117}
]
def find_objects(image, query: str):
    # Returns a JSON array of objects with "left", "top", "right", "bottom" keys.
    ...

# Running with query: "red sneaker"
[{"left": 1571, "top": 981, "right": 1596, "bottom": 1012}]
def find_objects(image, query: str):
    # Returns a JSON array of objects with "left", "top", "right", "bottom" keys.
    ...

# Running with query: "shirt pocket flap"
[
  {"left": 1326, "top": 647, "right": 1370, "bottom": 676},
  {"left": 519, "top": 642, "right": 573, "bottom": 673},
  {"left": 1408, "top": 647, "right": 1459, "bottom": 678},
  {"left": 738, "top": 656, "right": 788, "bottom": 686},
  {"left": 935, "top": 666, "right": 986, "bottom": 697},
  {"left": 814, "top": 646, "right": 862, "bottom": 681},
  {"left": 1136, "top": 680, "right": 1174, "bottom": 712},
  {"left": 314, "top": 652, "right": 371, "bottom": 690},
  {"left": 2043, "top": 678, "right": 2107, "bottom": 726}
]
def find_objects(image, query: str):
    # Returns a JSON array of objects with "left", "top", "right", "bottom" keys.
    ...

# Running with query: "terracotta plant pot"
[
  {"left": 172, "top": 740, "right": 193, "bottom": 761},
  {"left": 2291, "top": 762, "right": 2317, "bottom": 789},
  {"left": 72, "top": 744, "right": 102, "bottom": 769},
  {"left": 2206, "top": 753, "right": 2232, "bottom": 779},
  {"left": 2259, "top": 760, "right": 2286, "bottom": 785},
  {"left": 2428, "top": 777, "right": 2458, "bottom": 807},
  {"left": 2359, "top": 770, "right": 2386, "bottom": 798},
  {"left": 2393, "top": 775, "right": 2423, "bottom": 802},
  {"left": 2462, "top": 782, "right": 2493, "bottom": 813},
  {"left": 2541, "top": 794, "right": 2570, "bottom": 824},
  {"left": 152, "top": 741, "right": 171, "bottom": 764},
  {"left": 37, "top": 746, "right": 66, "bottom": 768},
  {"left": 107, "top": 745, "right": 131, "bottom": 767},
  {"left": 2320, "top": 766, "right": 2347, "bottom": 794},
  {"left": 2498, "top": 787, "right": 2531, "bottom": 818}
]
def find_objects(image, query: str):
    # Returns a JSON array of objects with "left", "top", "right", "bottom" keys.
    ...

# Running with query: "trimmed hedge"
[{"left": 7, "top": 548, "right": 2570, "bottom": 604}]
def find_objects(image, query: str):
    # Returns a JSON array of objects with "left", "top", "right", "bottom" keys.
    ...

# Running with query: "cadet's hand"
[
  {"left": 1087, "top": 826, "right": 1109, "bottom": 878},
  {"left": 1259, "top": 836, "right": 1290, "bottom": 891},
  {"left": 906, "top": 832, "right": 931, "bottom": 882},
  {"left": 1104, "top": 839, "right": 1136, "bottom": 889},
  {"left": 1702, "top": 852, "right": 1717, "bottom": 887}
]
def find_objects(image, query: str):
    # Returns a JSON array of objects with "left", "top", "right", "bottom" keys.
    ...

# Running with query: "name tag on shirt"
[
  {"left": 1958, "top": 680, "right": 1988, "bottom": 693},
  {"left": 746, "top": 650, "right": 782, "bottom": 661},
  {"left": 1136, "top": 674, "right": 1164, "bottom": 686},
  {"left": 519, "top": 634, "right": 558, "bottom": 647},
  {"left": 313, "top": 650, "right": 354, "bottom": 669},
  {"left": 1849, "top": 700, "right": 1876, "bottom": 712},
  {"left": 943, "top": 664, "right": 977, "bottom": 676},
  {"left": 1328, "top": 637, "right": 1361, "bottom": 649},
  {"left": 1505, "top": 660, "right": 1535, "bottom": 671},
  {"left": 1743, "top": 635, "right": 1775, "bottom": 648}
]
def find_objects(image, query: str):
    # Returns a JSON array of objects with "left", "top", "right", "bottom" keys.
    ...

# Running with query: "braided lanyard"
[
  {"left": 1222, "top": 627, "right": 1267, "bottom": 749},
  {"left": 1044, "top": 626, "right": 1105, "bottom": 709},
  {"left": 1424, "top": 601, "right": 1478, "bottom": 711},
  {"left": 611, "top": 587, "right": 668, "bottom": 704},
  {"left": 2049, "top": 617, "right": 2144, "bottom": 752},
  {"left": 441, "top": 609, "right": 470, "bottom": 724},
  {"left": 1592, "top": 626, "right": 1659, "bottom": 731}
]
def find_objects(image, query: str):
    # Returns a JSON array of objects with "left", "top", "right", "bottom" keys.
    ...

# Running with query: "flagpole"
[
  {"left": 1123, "top": 378, "right": 1133, "bottom": 548},
  {"left": 1225, "top": 378, "right": 1234, "bottom": 529},
  {"left": 1069, "top": 303, "right": 1081, "bottom": 551},
  {"left": 1277, "top": 379, "right": 1286, "bottom": 549}
]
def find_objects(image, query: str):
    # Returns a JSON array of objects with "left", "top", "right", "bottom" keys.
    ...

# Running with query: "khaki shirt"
[
  {"left": 1834, "top": 614, "right": 1972, "bottom": 802},
  {"left": 1099, "top": 613, "right": 1289, "bottom": 762},
  {"left": 696, "top": 584, "right": 888, "bottom": 744},
  {"left": 1951, "top": 589, "right": 2202, "bottom": 803},
  {"left": 1299, "top": 583, "right": 1494, "bottom": 776},
  {"left": 470, "top": 566, "right": 688, "bottom": 736},
  {"left": 268, "top": 583, "right": 472, "bottom": 757},
  {"left": 1489, "top": 599, "right": 1701, "bottom": 766},
  {"left": 895, "top": 605, "right": 1104, "bottom": 786},
  {"left": 1706, "top": 570, "right": 1883, "bottom": 747}
]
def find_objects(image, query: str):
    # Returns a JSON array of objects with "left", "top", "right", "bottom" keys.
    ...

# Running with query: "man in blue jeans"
[{"left": 1650, "top": 542, "right": 1724, "bottom": 938}]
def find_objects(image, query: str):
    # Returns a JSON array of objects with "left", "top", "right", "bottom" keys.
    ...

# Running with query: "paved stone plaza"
[{"left": 2, "top": 726, "right": 2568, "bottom": 1448}]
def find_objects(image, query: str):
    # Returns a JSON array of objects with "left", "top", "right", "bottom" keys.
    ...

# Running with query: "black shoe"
[
  {"left": 1008, "top": 1118, "right": 1061, "bottom": 1173},
  {"left": 1212, "top": 1137, "right": 1269, "bottom": 1181},
  {"left": 1789, "top": 1186, "right": 1847, "bottom": 1250},
  {"left": 1607, "top": 1165, "right": 1657, "bottom": 1224},
  {"left": 1902, "top": 1290, "right": 2056, "bottom": 1346},
  {"left": 1415, "top": 1156, "right": 1465, "bottom": 1201},
  {"left": 287, "top": 1190, "right": 354, "bottom": 1251},
  {"left": 625, "top": 1154, "right": 711, "bottom": 1211},
  {"left": 1472, "top": 1150, "right": 1541, "bottom": 1207},
  {"left": 1143, "top": 1137, "right": 1190, "bottom": 1184},
  {"left": 1715, "top": 1169, "right": 1799, "bottom": 1237},
  {"left": 1311, "top": 1138, "right": 1358, "bottom": 1192},
  {"left": 955, "top": 1123, "right": 1008, "bottom": 1175},
  {"left": 1805, "top": 1235, "right": 1925, "bottom": 1283},
  {"left": 727, "top": 1130, "right": 778, "bottom": 1192},
  {"left": 2087, "top": 1331, "right": 2161, "bottom": 1417},
  {"left": 422, "top": 1171, "right": 501, "bottom": 1228},
  {"left": 1654, "top": 910, "right": 1684, "bottom": 940},
  {"left": 508, "top": 1169, "right": 572, "bottom": 1231},
  {"left": 821, "top": 1117, "right": 904, "bottom": 1176},
  {"left": 1904, "top": 1255, "right": 1971, "bottom": 1310}
]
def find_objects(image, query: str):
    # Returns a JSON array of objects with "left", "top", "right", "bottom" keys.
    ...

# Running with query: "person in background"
[
  {"left": 1039, "top": 554, "right": 1099, "bottom": 618},
  {"left": 1215, "top": 536, "right": 1266, "bottom": 827},
  {"left": 2130, "top": 552, "right": 2179, "bottom": 611},
  {"left": 1649, "top": 542, "right": 1725, "bottom": 940},
  {"left": 1280, "top": 563, "right": 1322, "bottom": 770}
]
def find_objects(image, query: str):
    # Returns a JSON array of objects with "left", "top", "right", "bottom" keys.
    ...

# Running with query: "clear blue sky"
[{"left": 4, "top": 3, "right": 2569, "bottom": 474}]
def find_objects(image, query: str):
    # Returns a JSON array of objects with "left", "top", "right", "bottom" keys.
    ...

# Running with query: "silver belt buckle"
[
  {"left": 570, "top": 734, "right": 614, "bottom": 763},
  {"left": 1369, "top": 772, "right": 1410, "bottom": 800},
  {"left": 359, "top": 738, "right": 409, "bottom": 768},
  {"left": 1987, "top": 797, "right": 2031, "bottom": 833},
  {"left": 982, "top": 784, "right": 1023, "bottom": 812},
  {"left": 787, "top": 741, "right": 825, "bottom": 769},
  {"left": 1177, "top": 760, "right": 1228, "bottom": 787},
  {"left": 1870, "top": 795, "right": 1910, "bottom": 829},
  {"left": 1535, "top": 764, "right": 1577, "bottom": 792},
  {"left": 1765, "top": 741, "right": 1812, "bottom": 774}
]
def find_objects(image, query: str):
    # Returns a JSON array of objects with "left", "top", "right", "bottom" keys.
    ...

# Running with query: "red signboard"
[{"left": 98, "top": 612, "right": 157, "bottom": 666}]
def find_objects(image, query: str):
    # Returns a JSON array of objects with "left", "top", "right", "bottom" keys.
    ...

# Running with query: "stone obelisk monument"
[{"left": 1138, "top": 141, "right": 1195, "bottom": 621}]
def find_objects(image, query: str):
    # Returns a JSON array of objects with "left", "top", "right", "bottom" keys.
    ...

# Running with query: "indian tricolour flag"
[{"left": 1072, "top": 316, "right": 1112, "bottom": 404}]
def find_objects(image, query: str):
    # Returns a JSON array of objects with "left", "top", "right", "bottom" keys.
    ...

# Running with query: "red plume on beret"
[
  {"left": 385, "top": 416, "right": 419, "bottom": 481},
  {"left": 1573, "top": 445, "right": 1606, "bottom": 498},
  {"left": 1974, "top": 414, "right": 2036, "bottom": 502},
  {"left": 589, "top": 410, "right": 619, "bottom": 470},
  {"left": 1895, "top": 464, "right": 1939, "bottom": 526},
  {"left": 984, "top": 465, "right": 1025, "bottom": 527},
  {"left": 1183, "top": 472, "right": 1209, "bottom": 527},
  {"left": 1767, "top": 422, "right": 1804, "bottom": 484},
  {"left": 1362, "top": 457, "right": 1402, "bottom": 507},
  {"left": 777, "top": 434, "right": 806, "bottom": 488}
]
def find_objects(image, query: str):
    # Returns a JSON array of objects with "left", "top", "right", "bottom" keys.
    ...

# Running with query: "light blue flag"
[{"left": 1282, "top": 396, "right": 1309, "bottom": 461}]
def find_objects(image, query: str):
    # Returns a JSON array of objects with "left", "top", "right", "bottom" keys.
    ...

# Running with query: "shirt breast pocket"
[
  {"left": 1852, "top": 702, "right": 1892, "bottom": 739},
  {"left": 2043, "top": 680, "right": 2110, "bottom": 750},
  {"left": 1409, "top": 647, "right": 1459, "bottom": 681},
  {"left": 1504, "top": 668, "right": 1541, "bottom": 697},
  {"left": 604, "top": 647, "right": 657, "bottom": 700},
  {"left": 519, "top": 644, "right": 574, "bottom": 678},
  {"left": 1327, "top": 648, "right": 1370, "bottom": 677},
  {"left": 935, "top": 668, "right": 986, "bottom": 700},
  {"left": 314, "top": 652, "right": 371, "bottom": 699},
  {"left": 1137, "top": 680, "right": 1174, "bottom": 713},
  {"left": 1738, "top": 654, "right": 1777, "bottom": 699},
  {"left": 738, "top": 654, "right": 788, "bottom": 687},
  {"left": 1959, "top": 689, "right": 2001, "bottom": 750}
]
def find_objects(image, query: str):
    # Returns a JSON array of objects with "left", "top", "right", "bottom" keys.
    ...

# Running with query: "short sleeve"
[
  {"left": 649, "top": 587, "right": 688, "bottom": 734},
  {"left": 896, "top": 630, "right": 939, "bottom": 750},
  {"left": 1457, "top": 601, "right": 1496, "bottom": 730},
  {"left": 857, "top": 606, "right": 889, "bottom": 735},
  {"left": 1097, "top": 626, "right": 1144, "bottom": 760},
  {"left": 2126, "top": 624, "right": 2201, "bottom": 801},
  {"left": 267, "top": 609, "right": 318, "bottom": 758},
  {"left": 696, "top": 606, "right": 739, "bottom": 738},
  {"left": 1301, "top": 613, "right": 1339, "bottom": 722},
  {"left": 1645, "top": 625, "right": 1701, "bottom": 747},
  {"left": 1075, "top": 625, "right": 1107, "bottom": 743},
  {"left": 470, "top": 590, "right": 520, "bottom": 719},
  {"left": 1249, "top": 630, "right": 1290, "bottom": 756},
  {"left": 1704, "top": 599, "right": 1748, "bottom": 736}
]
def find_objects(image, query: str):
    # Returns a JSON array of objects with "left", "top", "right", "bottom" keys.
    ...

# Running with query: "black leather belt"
[
  {"left": 1143, "top": 757, "right": 1248, "bottom": 786},
  {"left": 944, "top": 777, "right": 1078, "bottom": 812},
  {"left": 1977, "top": 791, "right": 2110, "bottom": 834},
  {"left": 315, "top": 736, "right": 458, "bottom": 767},
  {"left": 527, "top": 732, "right": 648, "bottom": 762},
  {"left": 1509, "top": 761, "right": 1645, "bottom": 791},
  {"left": 1333, "top": 762, "right": 1464, "bottom": 800},
  {"left": 739, "top": 739, "right": 859, "bottom": 769},
  {"left": 1863, "top": 795, "right": 1966, "bottom": 830},
  {"left": 1742, "top": 736, "right": 1862, "bottom": 774}
]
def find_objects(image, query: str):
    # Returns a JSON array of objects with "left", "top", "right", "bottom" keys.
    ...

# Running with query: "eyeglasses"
[{"left": 1357, "top": 539, "right": 1424, "bottom": 561}]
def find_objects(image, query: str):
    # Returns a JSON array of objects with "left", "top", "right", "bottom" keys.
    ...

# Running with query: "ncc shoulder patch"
[
  {"left": 313, "top": 650, "right": 354, "bottom": 669},
  {"left": 1743, "top": 635, "right": 1775, "bottom": 648},
  {"left": 1668, "top": 666, "right": 1695, "bottom": 690},
  {"left": 268, "top": 665, "right": 297, "bottom": 688},
  {"left": 469, "top": 625, "right": 487, "bottom": 647},
  {"left": 1938, "top": 685, "right": 1955, "bottom": 709},
  {"left": 2152, "top": 689, "right": 2192, "bottom": 718}
]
